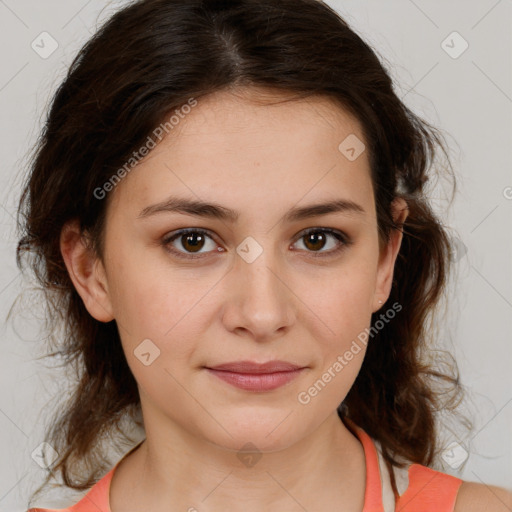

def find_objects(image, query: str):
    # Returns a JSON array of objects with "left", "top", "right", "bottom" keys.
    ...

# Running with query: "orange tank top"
[{"left": 27, "top": 423, "right": 463, "bottom": 512}]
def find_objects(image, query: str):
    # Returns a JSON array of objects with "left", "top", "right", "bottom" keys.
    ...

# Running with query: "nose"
[{"left": 221, "top": 244, "right": 296, "bottom": 342}]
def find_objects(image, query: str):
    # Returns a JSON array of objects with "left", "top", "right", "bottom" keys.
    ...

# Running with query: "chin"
[{"left": 201, "top": 411, "right": 305, "bottom": 453}]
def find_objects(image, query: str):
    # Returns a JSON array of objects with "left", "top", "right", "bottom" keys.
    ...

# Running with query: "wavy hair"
[{"left": 15, "top": 0, "right": 471, "bottom": 505}]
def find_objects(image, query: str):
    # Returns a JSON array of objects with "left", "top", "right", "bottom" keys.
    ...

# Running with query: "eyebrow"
[{"left": 137, "top": 196, "right": 366, "bottom": 222}]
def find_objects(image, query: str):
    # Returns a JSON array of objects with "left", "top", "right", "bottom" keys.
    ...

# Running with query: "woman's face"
[{"left": 72, "top": 87, "right": 406, "bottom": 453}]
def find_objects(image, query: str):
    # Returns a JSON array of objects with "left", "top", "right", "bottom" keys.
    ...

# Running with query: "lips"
[
  {"left": 207, "top": 360, "right": 304, "bottom": 374},
  {"left": 204, "top": 360, "right": 306, "bottom": 391}
]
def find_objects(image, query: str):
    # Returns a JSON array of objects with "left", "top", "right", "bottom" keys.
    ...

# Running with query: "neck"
[{"left": 110, "top": 411, "right": 366, "bottom": 512}]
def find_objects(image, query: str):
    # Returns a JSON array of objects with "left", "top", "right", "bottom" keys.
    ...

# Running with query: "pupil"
[
  {"left": 183, "top": 233, "right": 204, "bottom": 252},
  {"left": 306, "top": 232, "right": 325, "bottom": 251}
]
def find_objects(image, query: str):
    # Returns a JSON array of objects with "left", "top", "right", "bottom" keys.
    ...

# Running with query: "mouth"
[{"left": 204, "top": 360, "right": 307, "bottom": 392}]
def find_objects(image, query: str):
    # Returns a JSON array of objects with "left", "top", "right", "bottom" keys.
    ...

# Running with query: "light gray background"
[{"left": 0, "top": 0, "right": 511, "bottom": 510}]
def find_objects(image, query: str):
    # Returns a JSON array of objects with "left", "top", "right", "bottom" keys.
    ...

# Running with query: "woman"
[{"left": 17, "top": 0, "right": 511, "bottom": 510}]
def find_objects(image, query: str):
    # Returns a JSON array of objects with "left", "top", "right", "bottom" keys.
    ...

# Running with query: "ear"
[
  {"left": 60, "top": 220, "right": 114, "bottom": 322},
  {"left": 372, "top": 197, "right": 409, "bottom": 312}
]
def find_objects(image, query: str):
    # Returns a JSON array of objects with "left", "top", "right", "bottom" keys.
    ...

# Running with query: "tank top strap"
[
  {"left": 342, "top": 417, "right": 463, "bottom": 512},
  {"left": 70, "top": 467, "right": 114, "bottom": 512},
  {"left": 394, "top": 463, "right": 463, "bottom": 512},
  {"left": 343, "top": 417, "right": 386, "bottom": 512},
  {"left": 71, "top": 439, "right": 145, "bottom": 511}
]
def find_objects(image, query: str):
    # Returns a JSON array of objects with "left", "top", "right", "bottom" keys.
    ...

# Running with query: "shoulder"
[{"left": 454, "top": 481, "right": 512, "bottom": 512}]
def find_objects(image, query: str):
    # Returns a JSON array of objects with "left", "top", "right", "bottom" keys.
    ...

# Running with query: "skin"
[{"left": 59, "top": 86, "right": 510, "bottom": 511}]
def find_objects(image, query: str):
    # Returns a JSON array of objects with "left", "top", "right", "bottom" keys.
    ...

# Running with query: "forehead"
[
  {"left": 165, "top": 87, "right": 365, "bottom": 153},
  {"left": 108, "top": 87, "right": 374, "bottom": 223}
]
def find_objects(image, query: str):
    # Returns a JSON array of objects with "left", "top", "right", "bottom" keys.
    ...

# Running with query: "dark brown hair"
[{"left": 16, "top": 0, "right": 471, "bottom": 505}]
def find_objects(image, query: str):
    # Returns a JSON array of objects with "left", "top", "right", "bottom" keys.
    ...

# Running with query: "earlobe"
[
  {"left": 373, "top": 197, "right": 409, "bottom": 311},
  {"left": 60, "top": 220, "right": 114, "bottom": 322}
]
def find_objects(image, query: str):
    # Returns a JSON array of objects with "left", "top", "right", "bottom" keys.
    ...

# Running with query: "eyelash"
[{"left": 161, "top": 227, "right": 352, "bottom": 260}]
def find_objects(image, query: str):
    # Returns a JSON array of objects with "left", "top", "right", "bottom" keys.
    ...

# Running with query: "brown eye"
[
  {"left": 162, "top": 228, "right": 219, "bottom": 259},
  {"left": 179, "top": 232, "right": 206, "bottom": 253},
  {"left": 293, "top": 228, "right": 350, "bottom": 257},
  {"left": 303, "top": 231, "right": 329, "bottom": 251},
  {"left": 162, "top": 227, "right": 351, "bottom": 261}
]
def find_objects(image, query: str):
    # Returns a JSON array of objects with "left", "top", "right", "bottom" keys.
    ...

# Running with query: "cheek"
[
  {"left": 293, "top": 271, "right": 374, "bottom": 410},
  {"left": 106, "top": 252, "right": 217, "bottom": 373},
  {"left": 298, "top": 260, "right": 377, "bottom": 336},
  {"left": 105, "top": 232, "right": 185, "bottom": 334}
]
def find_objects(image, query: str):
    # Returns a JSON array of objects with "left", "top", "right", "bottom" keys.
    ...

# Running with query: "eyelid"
[
  {"left": 161, "top": 228, "right": 219, "bottom": 259},
  {"left": 292, "top": 227, "right": 351, "bottom": 257},
  {"left": 161, "top": 226, "right": 352, "bottom": 259}
]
